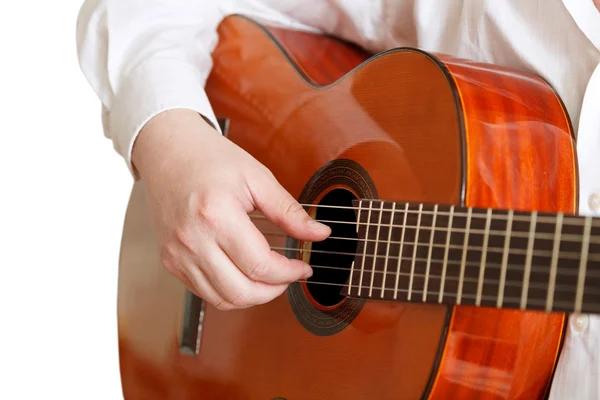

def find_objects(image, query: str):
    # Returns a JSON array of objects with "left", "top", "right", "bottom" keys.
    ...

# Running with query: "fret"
[
  {"left": 546, "top": 212, "right": 563, "bottom": 312},
  {"left": 497, "top": 210, "right": 513, "bottom": 308},
  {"left": 407, "top": 203, "right": 423, "bottom": 301},
  {"left": 583, "top": 224, "right": 600, "bottom": 312},
  {"left": 357, "top": 200, "right": 373, "bottom": 296},
  {"left": 575, "top": 216, "right": 592, "bottom": 313},
  {"left": 423, "top": 204, "right": 438, "bottom": 301},
  {"left": 526, "top": 216, "right": 558, "bottom": 307},
  {"left": 456, "top": 207, "right": 472, "bottom": 305},
  {"left": 476, "top": 208, "right": 492, "bottom": 306},
  {"left": 472, "top": 214, "right": 507, "bottom": 308},
  {"left": 438, "top": 205, "right": 454, "bottom": 303},
  {"left": 459, "top": 208, "right": 490, "bottom": 306},
  {"left": 394, "top": 203, "right": 409, "bottom": 300},
  {"left": 555, "top": 218, "right": 588, "bottom": 311},
  {"left": 348, "top": 200, "right": 363, "bottom": 296},
  {"left": 495, "top": 215, "right": 528, "bottom": 309},
  {"left": 520, "top": 211, "right": 537, "bottom": 309},
  {"left": 368, "top": 201, "right": 385, "bottom": 297},
  {"left": 380, "top": 202, "right": 396, "bottom": 298}
]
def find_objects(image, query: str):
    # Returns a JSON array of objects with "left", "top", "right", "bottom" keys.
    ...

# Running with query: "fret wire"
[
  {"left": 457, "top": 207, "right": 472, "bottom": 305},
  {"left": 408, "top": 203, "right": 423, "bottom": 301},
  {"left": 380, "top": 202, "right": 396, "bottom": 299},
  {"left": 394, "top": 203, "right": 409, "bottom": 300},
  {"left": 521, "top": 211, "right": 537, "bottom": 310},
  {"left": 497, "top": 210, "right": 513, "bottom": 308},
  {"left": 546, "top": 212, "right": 563, "bottom": 312},
  {"left": 368, "top": 201, "right": 385, "bottom": 297},
  {"left": 476, "top": 208, "right": 492, "bottom": 306},
  {"left": 575, "top": 216, "right": 592, "bottom": 313},
  {"left": 423, "top": 204, "right": 438, "bottom": 302},
  {"left": 358, "top": 200, "right": 373, "bottom": 296},
  {"left": 439, "top": 205, "right": 454, "bottom": 303},
  {"left": 348, "top": 200, "right": 362, "bottom": 296}
]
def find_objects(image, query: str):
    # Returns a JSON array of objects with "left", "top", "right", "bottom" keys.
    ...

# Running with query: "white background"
[{"left": 1, "top": 1, "right": 128, "bottom": 398}]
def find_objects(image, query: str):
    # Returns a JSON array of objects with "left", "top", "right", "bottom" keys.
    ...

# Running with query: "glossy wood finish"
[
  {"left": 117, "top": 15, "right": 577, "bottom": 400},
  {"left": 268, "top": 26, "right": 369, "bottom": 86},
  {"left": 427, "top": 53, "right": 576, "bottom": 400},
  {"left": 438, "top": 54, "right": 577, "bottom": 213}
]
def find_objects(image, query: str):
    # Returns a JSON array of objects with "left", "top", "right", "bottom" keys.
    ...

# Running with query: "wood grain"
[{"left": 426, "top": 53, "right": 576, "bottom": 399}]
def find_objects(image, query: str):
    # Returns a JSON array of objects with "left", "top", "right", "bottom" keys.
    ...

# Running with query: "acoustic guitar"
[{"left": 117, "top": 14, "right": 600, "bottom": 399}]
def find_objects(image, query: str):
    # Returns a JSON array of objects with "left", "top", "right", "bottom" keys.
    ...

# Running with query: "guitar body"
[{"left": 117, "top": 15, "right": 578, "bottom": 400}]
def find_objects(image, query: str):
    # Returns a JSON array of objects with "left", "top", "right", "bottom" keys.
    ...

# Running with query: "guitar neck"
[{"left": 341, "top": 199, "right": 600, "bottom": 314}]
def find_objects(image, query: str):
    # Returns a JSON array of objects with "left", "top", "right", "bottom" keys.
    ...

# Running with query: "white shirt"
[{"left": 76, "top": 0, "right": 600, "bottom": 398}]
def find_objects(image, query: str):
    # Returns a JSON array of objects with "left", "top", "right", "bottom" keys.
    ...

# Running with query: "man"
[{"left": 76, "top": 0, "right": 600, "bottom": 397}]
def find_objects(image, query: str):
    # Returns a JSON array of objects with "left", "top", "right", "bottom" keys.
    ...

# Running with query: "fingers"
[
  {"left": 248, "top": 169, "right": 331, "bottom": 242},
  {"left": 201, "top": 242, "right": 290, "bottom": 307},
  {"left": 164, "top": 241, "right": 289, "bottom": 309},
  {"left": 217, "top": 208, "right": 313, "bottom": 284},
  {"left": 162, "top": 250, "right": 231, "bottom": 309}
]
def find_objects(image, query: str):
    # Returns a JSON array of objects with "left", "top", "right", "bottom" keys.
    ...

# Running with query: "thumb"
[{"left": 249, "top": 171, "right": 331, "bottom": 241}]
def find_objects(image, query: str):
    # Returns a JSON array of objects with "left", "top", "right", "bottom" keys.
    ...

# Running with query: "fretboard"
[{"left": 341, "top": 199, "right": 600, "bottom": 315}]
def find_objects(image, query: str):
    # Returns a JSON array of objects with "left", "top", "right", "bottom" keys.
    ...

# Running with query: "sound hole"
[{"left": 306, "top": 189, "right": 358, "bottom": 307}]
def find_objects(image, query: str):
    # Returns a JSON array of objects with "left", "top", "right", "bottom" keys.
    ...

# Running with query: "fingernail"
[
  {"left": 303, "top": 267, "right": 313, "bottom": 278},
  {"left": 308, "top": 218, "right": 329, "bottom": 231}
]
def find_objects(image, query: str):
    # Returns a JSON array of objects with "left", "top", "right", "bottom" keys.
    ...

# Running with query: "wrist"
[{"left": 131, "top": 109, "right": 214, "bottom": 178}]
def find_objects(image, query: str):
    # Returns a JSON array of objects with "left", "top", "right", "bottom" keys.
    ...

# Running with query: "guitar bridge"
[{"left": 179, "top": 290, "right": 206, "bottom": 355}]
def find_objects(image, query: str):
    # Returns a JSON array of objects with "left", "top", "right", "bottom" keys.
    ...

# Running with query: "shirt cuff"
[{"left": 109, "top": 57, "right": 220, "bottom": 177}]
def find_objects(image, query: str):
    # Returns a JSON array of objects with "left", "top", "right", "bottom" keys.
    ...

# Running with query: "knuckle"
[
  {"left": 283, "top": 200, "right": 305, "bottom": 219},
  {"left": 249, "top": 160, "right": 273, "bottom": 179},
  {"left": 223, "top": 282, "right": 255, "bottom": 308},
  {"left": 159, "top": 243, "right": 178, "bottom": 270},
  {"left": 173, "top": 226, "right": 198, "bottom": 253},
  {"left": 229, "top": 291, "right": 253, "bottom": 307},
  {"left": 195, "top": 196, "right": 223, "bottom": 229},
  {"left": 214, "top": 301, "right": 234, "bottom": 311},
  {"left": 248, "top": 256, "right": 270, "bottom": 279},
  {"left": 260, "top": 165, "right": 275, "bottom": 180}
]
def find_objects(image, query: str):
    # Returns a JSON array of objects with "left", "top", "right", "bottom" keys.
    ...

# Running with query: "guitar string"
[
  {"left": 268, "top": 246, "right": 600, "bottom": 278},
  {"left": 296, "top": 263, "right": 588, "bottom": 295},
  {"left": 261, "top": 231, "right": 600, "bottom": 262},
  {"left": 294, "top": 202, "right": 596, "bottom": 226},
  {"left": 295, "top": 279, "right": 600, "bottom": 311},
  {"left": 270, "top": 246, "right": 600, "bottom": 287},
  {"left": 245, "top": 206, "right": 597, "bottom": 302},
  {"left": 249, "top": 214, "right": 600, "bottom": 244}
]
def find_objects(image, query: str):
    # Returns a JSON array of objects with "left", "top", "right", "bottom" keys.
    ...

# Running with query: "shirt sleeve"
[
  {"left": 576, "top": 63, "right": 600, "bottom": 216},
  {"left": 76, "top": 0, "right": 225, "bottom": 175}
]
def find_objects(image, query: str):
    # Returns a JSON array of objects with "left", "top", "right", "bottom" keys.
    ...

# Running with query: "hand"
[{"left": 132, "top": 109, "right": 331, "bottom": 310}]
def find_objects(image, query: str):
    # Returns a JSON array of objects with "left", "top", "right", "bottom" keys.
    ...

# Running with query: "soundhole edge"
[{"left": 286, "top": 159, "right": 377, "bottom": 336}]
